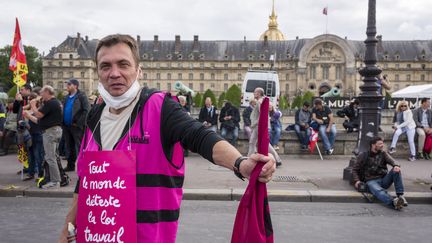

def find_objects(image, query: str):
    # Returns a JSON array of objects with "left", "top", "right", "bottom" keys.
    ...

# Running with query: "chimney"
[
  {"left": 296, "top": 36, "right": 299, "bottom": 40},
  {"left": 153, "top": 35, "right": 159, "bottom": 51},
  {"left": 263, "top": 35, "right": 268, "bottom": 48},
  {"left": 137, "top": 35, "right": 141, "bottom": 43},
  {"left": 377, "top": 35, "right": 383, "bottom": 53},
  {"left": 377, "top": 35, "right": 382, "bottom": 42},
  {"left": 175, "top": 35, "right": 181, "bottom": 53},
  {"left": 193, "top": 35, "right": 200, "bottom": 52},
  {"left": 76, "top": 32, "right": 81, "bottom": 47},
  {"left": 85, "top": 35, "right": 89, "bottom": 42}
]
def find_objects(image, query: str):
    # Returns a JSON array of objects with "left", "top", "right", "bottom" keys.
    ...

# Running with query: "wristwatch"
[{"left": 233, "top": 156, "right": 248, "bottom": 181}]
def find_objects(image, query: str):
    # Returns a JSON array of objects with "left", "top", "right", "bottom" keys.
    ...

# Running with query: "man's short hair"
[
  {"left": 369, "top": 136, "right": 383, "bottom": 147},
  {"left": 303, "top": 101, "right": 310, "bottom": 107},
  {"left": 420, "top": 98, "right": 430, "bottom": 104},
  {"left": 314, "top": 98, "right": 323, "bottom": 106},
  {"left": 95, "top": 34, "right": 140, "bottom": 68},
  {"left": 22, "top": 84, "right": 32, "bottom": 91},
  {"left": 41, "top": 85, "right": 55, "bottom": 95}
]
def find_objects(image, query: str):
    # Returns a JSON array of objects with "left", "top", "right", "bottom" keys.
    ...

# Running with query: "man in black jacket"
[
  {"left": 13, "top": 84, "right": 32, "bottom": 123},
  {"left": 198, "top": 97, "right": 218, "bottom": 132},
  {"left": 337, "top": 99, "right": 359, "bottom": 133},
  {"left": 352, "top": 136, "right": 407, "bottom": 210},
  {"left": 62, "top": 79, "right": 90, "bottom": 171},
  {"left": 220, "top": 101, "right": 240, "bottom": 146}
]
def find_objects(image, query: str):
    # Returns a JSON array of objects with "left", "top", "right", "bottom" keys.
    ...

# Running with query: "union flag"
[{"left": 9, "top": 18, "right": 28, "bottom": 87}]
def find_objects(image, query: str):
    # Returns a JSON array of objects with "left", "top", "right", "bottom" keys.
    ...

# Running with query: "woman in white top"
[{"left": 389, "top": 100, "right": 417, "bottom": 161}]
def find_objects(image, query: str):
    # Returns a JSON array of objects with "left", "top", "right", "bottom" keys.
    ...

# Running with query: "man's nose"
[{"left": 109, "top": 65, "right": 121, "bottom": 79}]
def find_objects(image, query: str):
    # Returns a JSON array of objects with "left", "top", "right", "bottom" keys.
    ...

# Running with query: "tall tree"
[
  {"left": 0, "top": 45, "right": 42, "bottom": 91},
  {"left": 225, "top": 84, "right": 241, "bottom": 107}
]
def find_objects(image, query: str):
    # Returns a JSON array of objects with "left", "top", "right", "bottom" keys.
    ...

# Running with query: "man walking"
[{"left": 62, "top": 79, "right": 89, "bottom": 171}]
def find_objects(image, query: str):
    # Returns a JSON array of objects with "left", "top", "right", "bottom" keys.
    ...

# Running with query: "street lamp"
[{"left": 343, "top": 0, "right": 382, "bottom": 182}]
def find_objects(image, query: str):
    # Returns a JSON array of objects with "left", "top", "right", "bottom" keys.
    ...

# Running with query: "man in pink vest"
[{"left": 58, "top": 34, "right": 276, "bottom": 243}]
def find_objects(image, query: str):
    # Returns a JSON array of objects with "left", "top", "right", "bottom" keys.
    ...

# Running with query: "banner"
[
  {"left": 9, "top": 18, "right": 28, "bottom": 87},
  {"left": 319, "top": 97, "right": 419, "bottom": 109},
  {"left": 77, "top": 150, "right": 137, "bottom": 243}
]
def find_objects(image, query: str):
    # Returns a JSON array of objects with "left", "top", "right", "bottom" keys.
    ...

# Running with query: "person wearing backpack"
[{"left": 24, "top": 85, "right": 63, "bottom": 189}]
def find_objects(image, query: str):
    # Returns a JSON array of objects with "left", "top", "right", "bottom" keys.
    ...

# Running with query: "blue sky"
[{"left": 1, "top": 0, "right": 431, "bottom": 53}]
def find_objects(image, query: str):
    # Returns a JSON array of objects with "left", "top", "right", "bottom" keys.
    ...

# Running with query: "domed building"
[{"left": 259, "top": 0, "right": 285, "bottom": 41}]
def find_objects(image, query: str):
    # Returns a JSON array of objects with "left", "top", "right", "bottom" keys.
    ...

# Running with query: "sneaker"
[
  {"left": 408, "top": 155, "right": 416, "bottom": 162},
  {"left": 41, "top": 181, "right": 60, "bottom": 189},
  {"left": 328, "top": 148, "right": 334, "bottom": 155},
  {"left": 301, "top": 145, "right": 308, "bottom": 150},
  {"left": 22, "top": 174, "right": 34, "bottom": 181},
  {"left": 424, "top": 152, "right": 431, "bottom": 160},
  {"left": 274, "top": 145, "right": 280, "bottom": 151},
  {"left": 417, "top": 152, "right": 424, "bottom": 160},
  {"left": 398, "top": 195, "right": 408, "bottom": 207},
  {"left": 392, "top": 197, "right": 404, "bottom": 210},
  {"left": 276, "top": 161, "right": 282, "bottom": 168},
  {"left": 388, "top": 147, "right": 396, "bottom": 154}
]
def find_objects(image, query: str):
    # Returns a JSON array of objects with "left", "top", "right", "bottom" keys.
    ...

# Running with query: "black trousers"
[{"left": 62, "top": 125, "right": 84, "bottom": 169}]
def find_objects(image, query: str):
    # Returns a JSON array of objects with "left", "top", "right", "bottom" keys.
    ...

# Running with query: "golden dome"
[{"left": 259, "top": 0, "right": 286, "bottom": 41}]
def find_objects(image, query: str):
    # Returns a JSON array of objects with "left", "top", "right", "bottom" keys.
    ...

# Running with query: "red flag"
[
  {"left": 309, "top": 127, "right": 319, "bottom": 153},
  {"left": 9, "top": 18, "right": 28, "bottom": 87},
  {"left": 322, "top": 7, "right": 328, "bottom": 15},
  {"left": 231, "top": 97, "right": 274, "bottom": 243}
]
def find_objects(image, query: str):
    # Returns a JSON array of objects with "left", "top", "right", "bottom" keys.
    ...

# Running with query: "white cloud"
[{"left": 0, "top": 0, "right": 430, "bottom": 53}]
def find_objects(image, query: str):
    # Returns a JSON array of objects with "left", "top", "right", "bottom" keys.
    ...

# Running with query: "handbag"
[{"left": 423, "top": 134, "right": 432, "bottom": 154}]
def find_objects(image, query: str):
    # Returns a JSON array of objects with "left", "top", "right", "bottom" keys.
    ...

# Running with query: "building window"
[
  {"left": 156, "top": 83, "right": 160, "bottom": 89},
  {"left": 58, "top": 81, "right": 64, "bottom": 90},
  {"left": 69, "top": 71, "right": 73, "bottom": 78},
  {"left": 200, "top": 73, "right": 204, "bottom": 80},
  {"left": 156, "top": 63, "right": 160, "bottom": 68},
  {"left": 224, "top": 63, "right": 228, "bottom": 68},
  {"left": 189, "top": 73, "right": 193, "bottom": 80},
  {"left": 395, "top": 63, "right": 400, "bottom": 68},
  {"left": 178, "top": 63, "right": 182, "bottom": 68},
  {"left": 238, "top": 64, "right": 242, "bottom": 68},
  {"left": 383, "top": 63, "right": 388, "bottom": 69},
  {"left": 224, "top": 83, "right": 228, "bottom": 90},
  {"left": 200, "top": 83, "right": 204, "bottom": 92},
  {"left": 407, "top": 64, "right": 411, "bottom": 68},
  {"left": 156, "top": 73, "right": 161, "bottom": 79},
  {"left": 322, "top": 65, "right": 329, "bottom": 80},
  {"left": 178, "top": 73, "right": 182, "bottom": 80},
  {"left": 421, "top": 74, "right": 425, "bottom": 81},
  {"left": 285, "top": 83, "right": 290, "bottom": 94},
  {"left": 200, "top": 62, "right": 204, "bottom": 68},
  {"left": 59, "top": 61, "right": 63, "bottom": 67},
  {"left": 69, "top": 54, "right": 73, "bottom": 59},
  {"left": 189, "top": 83, "right": 193, "bottom": 89},
  {"left": 395, "top": 74, "right": 399, "bottom": 81},
  {"left": 211, "top": 73, "right": 215, "bottom": 80},
  {"left": 167, "top": 83, "right": 171, "bottom": 91},
  {"left": 80, "top": 81, "right": 85, "bottom": 90},
  {"left": 167, "top": 73, "right": 172, "bottom": 80},
  {"left": 58, "top": 72, "right": 63, "bottom": 78},
  {"left": 59, "top": 54, "right": 63, "bottom": 59},
  {"left": 167, "top": 63, "right": 171, "bottom": 68},
  {"left": 69, "top": 61, "right": 73, "bottom": 67},
  {"left": 81, "top": 72, "right": 85, "bottom": 78},
  {"left": 211, "top": 83, "right": 215, "bottom": 88},
  {"left": 143, "top": 73, "right": 147, "bottom": 79},
  {"left": 310, "top": 66, "right": 316, "bottom": 79},
  {"left": 237, "top": 73, "right": 242, "bottom": 81},
  {"left": 189, "top": 63, "right": 194, "bottom": 69},
  {"left": 285, "top": 73, "right": 289, "bottom": 81},
  {"left": 249, "top": 64, "right": 253, "bottom": 68},
  {"left": 210, "top": 63, "right": 215, "bottom": 68},
  {"left": 80, "top": 61, "right": 84, "bottom": 66},
  {"left": 224, "top": 73, "right": 228, "bottom": 80},
  {"left": 48, "top": 72, "right": 53, "bottom": 78},
  {"left": 260, "top": 64, "right": 265, "bottom": 68},
  {"left": 406, "top": 74, "right": 411, "bottom": 81}
]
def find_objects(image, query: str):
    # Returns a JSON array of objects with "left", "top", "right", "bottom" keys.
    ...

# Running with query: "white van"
[{"left": 240, "top": 70, "right": 280, "bottom": 107}]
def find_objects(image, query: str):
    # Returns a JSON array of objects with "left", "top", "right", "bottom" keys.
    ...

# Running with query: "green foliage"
[
  {"left": 385, "top": 90, "right": 392, "bottom": 100},
  {"left": 202, "top": 89, "right": 217, "bottom": 107},
  {"left": 225, "top": 84, "right": 241, "bottom": 107},
  {"left": 56, "top": 91, "right": 65, "bottom": 101},
  {"left": 7, "top": 86, "right": 18, "bottom": 98},
  {"left": 0, "top": 45, "right": 43, "bottom": 91},
  {"left": 291, "top": 95, "right": 303, "bottom": 109},
  {"left": 302, "top": 91, "right": 315, "bottom": 106},
  {"left": 278, "top": 95, "right": 288, "bottom": 110},
  {"left": 193, "top": 92, "right": 202, "bottom": 107},
  {"left": 217, "top": 92, "right": 225, "bottom": 108}
]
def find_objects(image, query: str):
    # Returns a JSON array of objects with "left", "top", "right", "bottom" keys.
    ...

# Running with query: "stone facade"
[{"left": 42, "top": 32, "right": 432, "bottom": 98}]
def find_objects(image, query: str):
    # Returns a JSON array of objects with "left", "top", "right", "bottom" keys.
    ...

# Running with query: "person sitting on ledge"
[{"left": 337, "top": 99, "right": 359, "bottom": 133}]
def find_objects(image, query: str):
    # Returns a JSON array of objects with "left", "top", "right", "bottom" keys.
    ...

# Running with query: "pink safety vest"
[{"left": 78, "top": 92, "right": 185, "bottom": 243}]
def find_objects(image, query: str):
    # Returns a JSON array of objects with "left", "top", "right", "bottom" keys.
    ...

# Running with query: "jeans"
[
  {"left": 294, "top": 124, "right": 311, "bottom": 147},
  {"left": 63, "top": 125, "right": 84, "bottom": 169},
  {"left": 28, "top": 133, "right": 44, "bottom": 176},
  {"left": 243, "top": 126, "right": 252, "bottom": 140},
  {"left": 270, "top": 125, "right": 281, "bottom": 146},
  {"left": 221, "top": 127, "right": 239, "bottom": 146},
  {"left": 43, "top": 126, "right": 62, "bottom": 183},
  {"left": 207, "top": 125, "right": 217, "bottom": 133},
  {"left": 366, "top": 169, "right": 405, "bottom": 206},
  {"left": 318, "top": 124, "right": 337, "bottom": 151},
  {"left": 391, "top": 127, "right": 416, "bottom": 156}
]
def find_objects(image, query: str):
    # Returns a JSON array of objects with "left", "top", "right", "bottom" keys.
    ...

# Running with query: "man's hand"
[
  {"left": 393, "top": 166, "right": 401, "bottom": 173},
  {"left": 425, "top": 127, "right": 432, "bottom": 134},
  {"left": 326, "top": 126, "right": 330, "bottom": 133},
  {"left": 239, "top": 153, "right": 276, "bottom": 183},
  {"left": 354, "top": 181, "right": 361, "bottom": 189},
  {"left": 15, "top": 93, "right": 23, "bottom": 101}
]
